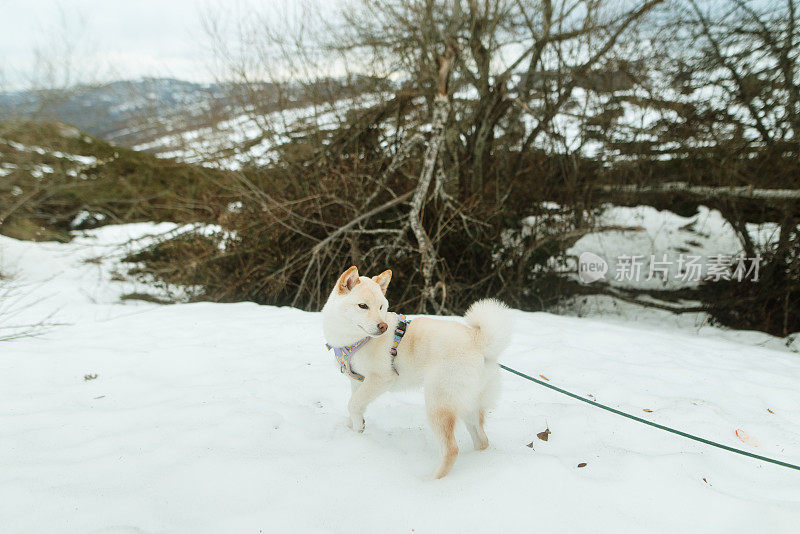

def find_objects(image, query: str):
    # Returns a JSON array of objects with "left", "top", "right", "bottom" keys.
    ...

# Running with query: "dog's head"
[{"left": 326, "top": 266, "right": 392, "bottom": 339}]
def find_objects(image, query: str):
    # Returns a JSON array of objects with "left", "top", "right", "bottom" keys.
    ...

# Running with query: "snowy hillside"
[
  {"left": 1, "top": 225, "right": 799, "bottom": 533},
  {"left": 132, "top": 93, "right": 386, "bottom": 170}
]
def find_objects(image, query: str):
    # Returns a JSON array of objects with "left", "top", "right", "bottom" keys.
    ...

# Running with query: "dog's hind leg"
[
  {"left": 464, "top": 409, "right": 489, "bottom": 451},
  {"left": 465, "top": 366, "right": 499, "bottom": 450},
  {"left": 428, "top": 406, "right": 459, "bottom": 479}
]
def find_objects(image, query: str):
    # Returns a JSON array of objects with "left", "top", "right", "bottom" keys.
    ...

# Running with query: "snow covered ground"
[{"left": 1, "top": 224, "right": 799, "bottom": 533}]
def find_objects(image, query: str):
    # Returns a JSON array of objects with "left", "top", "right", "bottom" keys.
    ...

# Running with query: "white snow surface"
[{"left": 1, "top": 224, "right": 799, "bottom": 533}]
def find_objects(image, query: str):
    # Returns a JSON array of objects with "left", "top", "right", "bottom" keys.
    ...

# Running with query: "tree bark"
[
  {"left": 408, "top": 44, "right": 456, "bottom": 312},
  {"left": 409, "top": 94, "right": 450, "bottom": 312}
]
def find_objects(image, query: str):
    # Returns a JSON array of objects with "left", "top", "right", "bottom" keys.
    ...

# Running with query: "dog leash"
[{"left": 499, "top": 363, "right": 800, "bottom": 472}]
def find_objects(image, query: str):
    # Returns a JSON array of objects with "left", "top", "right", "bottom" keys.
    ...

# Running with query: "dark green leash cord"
[{"left": 500, "top": 364, "right": 800, "bottom": 472}]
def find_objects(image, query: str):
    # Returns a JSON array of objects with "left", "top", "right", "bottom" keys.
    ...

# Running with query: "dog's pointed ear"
[
  {"left": 371, "top": 269, "right": 392, "bottom": 295},
  {"left": 337, "top": 266, "right": 360, "bottom": 294}
]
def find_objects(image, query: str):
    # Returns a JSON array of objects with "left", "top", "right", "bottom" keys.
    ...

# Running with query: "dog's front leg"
[{"left": 347, "top": 376, "right": 390, "bottom": 433}]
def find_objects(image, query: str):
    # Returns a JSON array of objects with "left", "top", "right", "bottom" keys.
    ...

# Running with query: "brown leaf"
[
  {"left": 702, "top": 478, "right": 708, "bottom": 483},
  {"left": 767, "top": 409, "right": 774, "bottom": 414},
  {"left": 643, "top": 408, "right": 653, "bottom": 413},
  {"left": 735, "top": 428, "right": 759, "bottom": 447},
  {"left": 577, "top": 462, "right": 587, "bottom": 468},
  {"left": 539, "top": 374, "right": 549, "bottom": 381},
  {"left": 526, "top": 442, "right": 534, "bottom": 448},
  {"left": 537, "top": 428, "right": 551, "bottom": 441}
]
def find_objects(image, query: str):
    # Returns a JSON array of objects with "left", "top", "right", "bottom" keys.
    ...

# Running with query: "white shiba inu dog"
[{"left": 322, "top": 266, "right": 511, "bottom": 478}]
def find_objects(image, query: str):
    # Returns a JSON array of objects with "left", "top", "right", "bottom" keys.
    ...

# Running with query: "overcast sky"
[{"left": 0, "top": 0, "right": 294, "bottom": 90}]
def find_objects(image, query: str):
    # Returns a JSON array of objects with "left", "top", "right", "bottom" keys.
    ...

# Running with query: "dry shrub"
[
  {"left": 123, "top": 100, "right": 588, "bottom": 313},
  {"left": 701, "top": 229, "right": 800, "bottom": 337},
  {"left": 0, "top": 120, "right": 234, "bottom": 240},
  {"left": 702, "top": 274, "right": 800, "bottom": 338}
]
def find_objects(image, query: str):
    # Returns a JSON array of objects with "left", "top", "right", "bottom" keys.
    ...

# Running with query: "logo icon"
[{"left": 578, "top": 252, "right": 607, "bottom": 284}]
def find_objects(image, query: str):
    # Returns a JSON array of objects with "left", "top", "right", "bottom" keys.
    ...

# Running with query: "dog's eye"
[{"left": 358, "top": 303, "right": 368, "bottom": 309}]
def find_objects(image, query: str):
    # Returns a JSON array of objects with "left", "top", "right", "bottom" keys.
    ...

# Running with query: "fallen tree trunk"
[
  {"left": 596, "top": 182, "right": 800, "bottom": 201},
  {"left": 602, "top": 288, "right": 706, "bottom": 314}
]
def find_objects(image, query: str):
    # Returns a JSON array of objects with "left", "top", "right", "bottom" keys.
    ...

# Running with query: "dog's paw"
[{"left": 348, "top": 415, "right": 365, "bottom": 433}]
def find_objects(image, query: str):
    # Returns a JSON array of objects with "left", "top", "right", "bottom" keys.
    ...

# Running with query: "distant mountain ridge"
[
  {"left": 0, "top": 76, "right": 384, "bottom": 150},
  {"left": 0, "top": 78, "right": 231, "bottom": 146}
]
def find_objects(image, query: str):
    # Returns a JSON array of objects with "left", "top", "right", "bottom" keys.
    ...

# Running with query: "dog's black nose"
[{"left": 377, "top": 322, "right": 388, "bottom": 333}]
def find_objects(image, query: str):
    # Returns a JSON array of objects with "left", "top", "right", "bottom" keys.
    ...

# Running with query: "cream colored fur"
[{"left": 321, "top": 266, "right": 511, "bottom": 479}]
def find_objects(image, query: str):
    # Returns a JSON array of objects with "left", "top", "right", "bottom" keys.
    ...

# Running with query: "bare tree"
[
  {"left": 336, "top": 0, "right": 663, "bottom": 194},
  {"left": 23, "top": 6, "right": 106, "bottom": 121},
  {"left": 113, "top": 0, "right": 796, "bottom": 333}
]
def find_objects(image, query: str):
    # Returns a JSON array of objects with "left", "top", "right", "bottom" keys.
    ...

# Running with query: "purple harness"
[
  {"left": 325, "top": 337, "right": 369, "bottom": 382},
  {"left": 326, "top": 314, "right": 411, "bottom": 382}
]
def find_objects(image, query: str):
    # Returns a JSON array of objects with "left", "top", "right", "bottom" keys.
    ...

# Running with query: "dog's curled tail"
[{"left": 464, "top": 299, "right": 512, "bottom": 362}]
